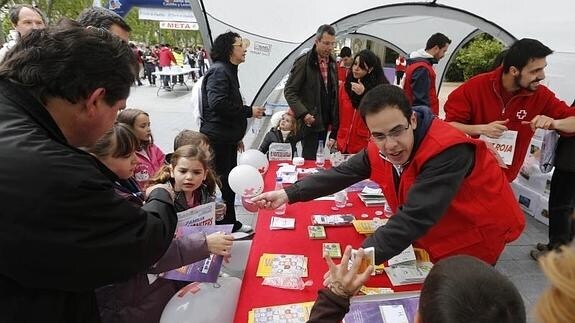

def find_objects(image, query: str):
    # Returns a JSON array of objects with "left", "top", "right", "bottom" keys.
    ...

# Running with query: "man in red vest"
[
  {"left": 445, "top": 38, "right": 575, "bottom": 182},
  {"left": 253, "top": 85, "right": 525, "bottom": 265},
  {"left": 403, "top": 33, "right": 451, "bottom": 116}
]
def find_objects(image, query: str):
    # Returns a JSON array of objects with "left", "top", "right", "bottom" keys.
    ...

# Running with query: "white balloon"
[
  {"left": 238, "top": 149, "right": 269, "bottom": 174},
  {"left": 228, "top": 164, "right": 264, "bottom": 197},
  {"left": 160, "top": 276, "right": 242, "bottom": 323}
]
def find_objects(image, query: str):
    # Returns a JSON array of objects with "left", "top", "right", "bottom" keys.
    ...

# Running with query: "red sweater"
[
  {"left": 367, "top": 120, "right": 525, "bottom": 264},
  {"left": 335, "top": 84, "right": 370, "bottom": 153},
  {"left": 444, "top": 66, "right": 575, "bottom": 181}
]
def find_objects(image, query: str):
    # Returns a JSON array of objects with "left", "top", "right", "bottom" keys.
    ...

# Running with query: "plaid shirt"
[{"left": 318, "top": 55, "right": 328, "bottom": 88}]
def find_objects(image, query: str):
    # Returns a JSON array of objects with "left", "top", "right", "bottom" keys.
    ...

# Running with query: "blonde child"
[
  {"left": 89, "top": 124, "right": 232, "bottom": 323},
  {"left": 117, "top": 108, "right": 165, "bottom": 190},
  {"left": 259, "top": 112, "right": 300, "bottom": 157}
]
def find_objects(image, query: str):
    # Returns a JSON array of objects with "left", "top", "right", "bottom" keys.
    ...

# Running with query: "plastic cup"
[
  {"left": 215, "top": 202, "right": 226, "bottom": 221},
  {"left": 334, "top": 190, "right": 347, "bottom": 208}
]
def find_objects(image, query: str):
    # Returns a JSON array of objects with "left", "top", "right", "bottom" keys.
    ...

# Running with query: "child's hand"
[{"left": 206, "top": 232, "right": 234, "bottom": 257}]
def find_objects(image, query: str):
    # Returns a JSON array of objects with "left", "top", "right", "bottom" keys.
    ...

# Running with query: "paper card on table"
[
  {"left": 380, "top": 304, "right": 409, "bottom": 323},
  {"left": 176, "top": 202, "right": 215, "bottom": 228},
  {"left": 359, "top": 286, "right": 394, "bottom": 295},
  {"left": 270, "top": 216, "right": 295, "bottom": 230},
  {"left": 480, "top": 130, "right": 518, "bottom": 165},
  {"left": 312, "top": 214, "right": 356, "bottom": 226},
  {"left": 349, "top": 247, "right": 375, "bottom": 276},
  {"left": 248, "top": 301, "right": 315, "bottom": 323},
  {"left": 308, "top": 225, "right": 326, "bottom": 239},
  {"left": 160, "top": 224, "right": 233, "bottom": 283},
  {"left": 256, "top": 253, "right": 308, "bottom": 277},
  {"left": 361, "top": 186, "right": 383, "bottom": 196},
  {"left": 323, "top": 243, "right": 342, "bottom": 258}
]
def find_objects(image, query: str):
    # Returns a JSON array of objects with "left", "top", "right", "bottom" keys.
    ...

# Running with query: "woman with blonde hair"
[{"left": 536, "top": 244, "right": 575, "bottom": 323}]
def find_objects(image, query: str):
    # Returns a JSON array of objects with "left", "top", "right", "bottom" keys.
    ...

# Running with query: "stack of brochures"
[
  {"left": 384, "top": 246, "right": 433, "bottom": 286},
  {"left": 358, "top": 187, "right": 386, "bottom": 207}
]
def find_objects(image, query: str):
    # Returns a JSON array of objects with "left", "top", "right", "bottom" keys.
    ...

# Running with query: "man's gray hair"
[{"left": 315, "top": 24, "right": 335, "bottom": 40}]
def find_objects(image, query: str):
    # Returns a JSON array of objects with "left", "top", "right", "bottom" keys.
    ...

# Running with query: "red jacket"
[
  {"left": 336, "top": 84, "right": 370, "bottom": 153},
  {"left": 444, "top": 66, "right": 575, "bottom": 181},
  {"left": 403, "top": 60, "right": 439, "bottom": 115},
  {"left": 337, "top": 64, "right": 348, "bottom": 85},
  {"left": 158, "top": 47, "right": 176, "bottom": 68},
  {"left": 366, "top": 120, "right": 525, "bottom": 264}
]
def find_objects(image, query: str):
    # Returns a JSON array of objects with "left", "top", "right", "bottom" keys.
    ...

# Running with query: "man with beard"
[{"left": 444, "top": 38, "right": 575, "bottom": 181}]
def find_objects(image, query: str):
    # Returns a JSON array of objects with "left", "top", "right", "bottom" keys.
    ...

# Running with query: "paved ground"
[{"left": 127, "top": 79, "right": 547, "bottom": 322}]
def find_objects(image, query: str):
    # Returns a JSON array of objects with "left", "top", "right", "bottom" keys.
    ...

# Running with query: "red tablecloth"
[{"left": 233, "top": 161, "right": 421, "bottom": 322}]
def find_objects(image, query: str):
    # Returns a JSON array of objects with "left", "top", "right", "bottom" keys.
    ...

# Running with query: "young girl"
[
  {"left": 259, "top": 112, "right": 300, "bottom": 157},
  {"left": 117, "top": 108, "right": 165, "bottom": 190},
  {"left": 89, "top": 124, "right": 233, "bottom": 323},
  {"left": 149, "top": 144, "right": 221, "bottom": 213}
]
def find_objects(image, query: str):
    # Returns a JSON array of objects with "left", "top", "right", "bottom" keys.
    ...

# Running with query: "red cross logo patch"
[{"left": 516, "top": 109, "right": 527, "bottom": 120}]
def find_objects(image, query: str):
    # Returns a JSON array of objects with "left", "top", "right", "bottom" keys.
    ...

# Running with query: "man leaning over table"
[
  {"left": 253, "top": 84, "right": 525, "bottom": 265},
  {"left": 444, "top": 38, "right": 575, "bottom": 182}
]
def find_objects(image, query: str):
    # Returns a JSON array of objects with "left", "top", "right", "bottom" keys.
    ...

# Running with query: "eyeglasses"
[{"left": 370, "top": 123, "right": 410, "bottom": 142}]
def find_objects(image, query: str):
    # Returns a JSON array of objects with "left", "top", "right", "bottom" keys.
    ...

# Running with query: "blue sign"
[{"left": 106, "top": 0, "right": 191, "bottom": 17}]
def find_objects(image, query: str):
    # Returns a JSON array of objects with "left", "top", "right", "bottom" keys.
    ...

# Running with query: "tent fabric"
[{"left": 191, "top": 0, "right": 575, "bottom": 106}]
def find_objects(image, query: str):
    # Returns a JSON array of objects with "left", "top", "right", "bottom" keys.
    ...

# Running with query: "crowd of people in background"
[
  {"left": 0, "top": 3, "right": 574, "bottom": 323},
  {"left": 130, "top": 42, "right": 209, "bottom": 89}
]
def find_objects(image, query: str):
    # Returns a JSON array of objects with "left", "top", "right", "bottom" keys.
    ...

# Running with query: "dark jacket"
[
  {"left": 200, "top": 61, "right": 253, "bottom": 144},
  {"left": 307, "top": 288, "right": 350, "bottom": 322},
  {"left": 0, "top": 79, "right": 177, "bottom": 322},
  {"left": 258, "top": 127, "right": 300, "bottom": 157},
  {"left": 284, "top": 46, "right": 338, "bottom": 137},
  {"left": 554, "top": 136, "right": 575, "bottom": 172},
  {"left": 97, "top": 181, "right": 211, "bottom": 323}
]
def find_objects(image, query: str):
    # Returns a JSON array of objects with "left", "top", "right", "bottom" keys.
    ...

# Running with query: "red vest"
[
  {"left": 336, "top": 85, "right": 370, "bottom": 153},
  {"left": 367, "top": 120, "right": 525, "bottom": 264},
  {"left": 403, "top": 61, "right": 439, "bottom": 115}
]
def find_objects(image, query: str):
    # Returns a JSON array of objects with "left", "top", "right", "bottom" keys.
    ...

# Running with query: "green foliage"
[
  {"left": 444, "top": 60, "right": 464, "bottom": 82},
  {"left": 1, "top": 1, "right": 203, "bottom": 47},
  {"left": 455, "top": 34, "right": 503, "bottom": 80}
]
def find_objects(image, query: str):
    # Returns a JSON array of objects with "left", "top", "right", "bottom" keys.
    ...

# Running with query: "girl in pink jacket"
[{"left": 117, "top": 108, "right": 166, "bottom": 191}]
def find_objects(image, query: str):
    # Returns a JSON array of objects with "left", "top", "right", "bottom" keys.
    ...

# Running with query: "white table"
[{"left": 153, "top": 66, "right": 199, "bottom": 95}]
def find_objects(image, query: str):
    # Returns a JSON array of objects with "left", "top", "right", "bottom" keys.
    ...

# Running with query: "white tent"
[{"left": 189, "top": 0, "right": 575, "bottom": 106}]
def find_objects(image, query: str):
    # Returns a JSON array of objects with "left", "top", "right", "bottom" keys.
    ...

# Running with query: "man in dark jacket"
[
  {"left": 200, "top": 31, "right": 265, "bottom": 233},
  {"left": 284, "top": 24, "right": 339, "bottom": 159},
  {"left": 0, "top": 26, "right": 177, "bottom": 322}
]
